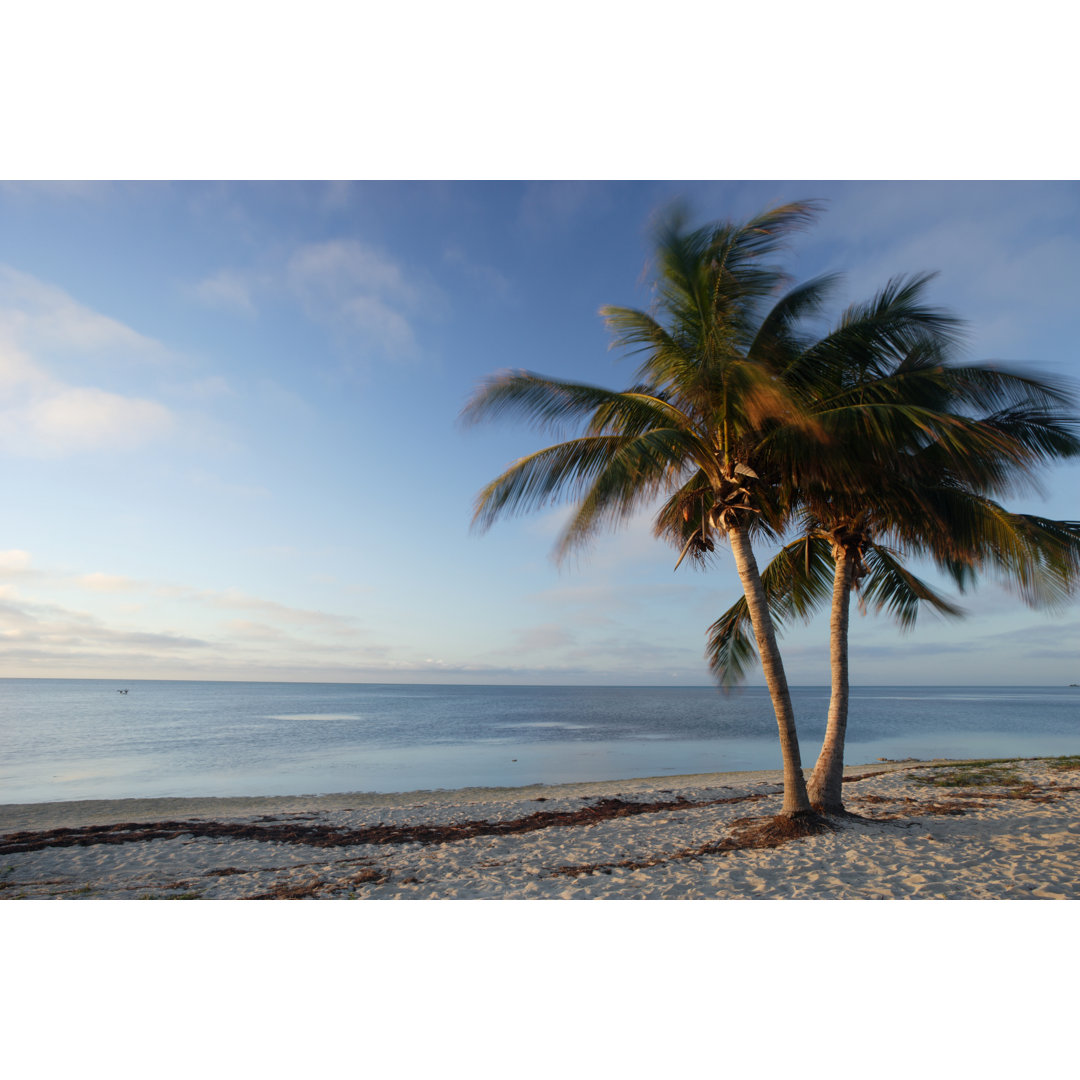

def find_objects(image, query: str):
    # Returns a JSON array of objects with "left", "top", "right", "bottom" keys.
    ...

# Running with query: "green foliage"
[
  {"left": 913, "top": 760, "right": 1024, "bottom": 787},
  {"left": 703, "top": 289, "right": 1080, "bottom": 687}
]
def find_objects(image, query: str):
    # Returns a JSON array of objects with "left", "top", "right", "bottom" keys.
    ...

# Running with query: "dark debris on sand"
[
  {"left": 550, "top": 811, "right": 837, "bottom": 878},
  {"left": 0, "top": 792, "right": 771, "bottom": 857}
]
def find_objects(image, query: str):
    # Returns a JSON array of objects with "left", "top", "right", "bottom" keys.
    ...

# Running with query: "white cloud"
[
  {"left": 11, "top": 385, "right": 174, "bottom": 455},
  {"left": 0, "top": 344, "right": 50, "bottom": 398},
  {"left": 0, "top": 268, "right": 177, "bottom": 456},
  {"left": 77, "top": 572, "right": 138, "bottom": 592},
  {"left": 0, "top": 550, "right": 33, "bottom": 575},
  {"left": 0, "top": 265, "right": 165, "bottom": 358}
]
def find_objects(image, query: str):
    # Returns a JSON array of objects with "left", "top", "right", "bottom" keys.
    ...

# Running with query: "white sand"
[{"left": 2, "top": 757, "right": 1078, "bottom": 899}]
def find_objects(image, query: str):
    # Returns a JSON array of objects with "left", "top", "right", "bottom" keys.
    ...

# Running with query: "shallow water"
[{"left": 2, "top": 679, "right": 1078, "bottom": 803}]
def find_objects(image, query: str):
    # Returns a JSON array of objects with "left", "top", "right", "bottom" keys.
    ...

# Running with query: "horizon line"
[{"left": 0, "top": 676, "right": 1075, "bottom": 689}]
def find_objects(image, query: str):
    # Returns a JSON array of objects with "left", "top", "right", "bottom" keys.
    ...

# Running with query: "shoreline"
[
  {"left": 3, "top": 756, "right": 1078, "bottom": 899},
  {"left": 0, "top": 758, "right": 937, "bottom": 833}
]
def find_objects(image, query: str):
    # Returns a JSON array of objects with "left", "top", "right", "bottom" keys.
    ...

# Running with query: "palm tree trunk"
[
  {"left": 807, "top": 546, "right": 857, "bottom": 811},
  {"left": 726, "top": 523, "right": 812, "bottom": 816}
]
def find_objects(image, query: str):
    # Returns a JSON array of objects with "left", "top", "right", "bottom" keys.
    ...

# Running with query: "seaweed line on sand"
[{"left": 0, "top": 792, "right": 772, "bottom": 857}]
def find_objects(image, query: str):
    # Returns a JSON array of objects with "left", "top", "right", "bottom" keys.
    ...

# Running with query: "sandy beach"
[{"left": 2, "top": 756, "right": 1078, "bottom": 900}]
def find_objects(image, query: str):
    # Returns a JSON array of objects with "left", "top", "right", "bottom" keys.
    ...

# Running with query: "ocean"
[{"left": 1, "top": 679, "right": 1079, "bottom": 804}]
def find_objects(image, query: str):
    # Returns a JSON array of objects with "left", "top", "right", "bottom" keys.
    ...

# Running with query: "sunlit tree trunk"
[
  {"left": 727, "top": 523, "right": 813, "bottom": 816},
  {"left": 807, "top": 546, "right": 857, "bottom": 811}
]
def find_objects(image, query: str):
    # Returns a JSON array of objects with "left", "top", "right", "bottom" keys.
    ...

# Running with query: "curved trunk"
[
  {"left": 727, "top": 523, "right": 812, "bottom": 816},
  {"left": 807, "top": 546, "right": 857, "bottom": 811}
]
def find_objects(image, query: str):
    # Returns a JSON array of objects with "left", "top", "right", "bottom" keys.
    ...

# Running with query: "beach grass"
[
  {"left": 1047, "top": 755, "right": 1080, "bottom": 771},
  {"left": 913, "top": 754, "right": 1080, "bottom": 788},
  {"left": 913, "top": 759, "right": 1025, "bottom": 788}
]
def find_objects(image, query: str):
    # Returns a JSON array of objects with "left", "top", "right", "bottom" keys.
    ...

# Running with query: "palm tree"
[
  {"left": 707, "top": 500, "right": 1080, "bottom": 810},
  {"left": 463, "top": 204, "right": 967, "bottom": 819},
  {"left": 701, "top": 327, "right": 1080, "bottom": 811}
]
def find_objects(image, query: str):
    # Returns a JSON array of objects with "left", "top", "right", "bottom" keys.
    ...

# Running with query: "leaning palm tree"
[
  {"left": 463, "top": 204, "right": 965, "bottom": 819},
  {"left": 700, "top": 329, "right": 1080, "bottom": 811}
]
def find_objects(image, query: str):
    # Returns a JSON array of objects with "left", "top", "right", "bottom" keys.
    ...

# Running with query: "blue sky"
[{"left": 0, "top": 180, "right": 1077, "bottom": 685}]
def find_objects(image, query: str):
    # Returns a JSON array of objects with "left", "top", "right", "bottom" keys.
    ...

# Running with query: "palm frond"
[
  {"left": 553, "top": 429, "right": 708, "bottom": 559},
  {"left": 749, "top": 273, "right": 843, "bottom": 373},
  {"left": 705, "top": 535, "right": 835, "bottom": 686},
  {"left": 461, "top": 371, "right": 680, "bottom": 434},
  {"left": 859, "top": 544, "right": 965, "bottom": 629},
  {"left": 940, "top": 364, "right": 1080, "bottom": 416},
  {"left": 471, "top": 435, "right": 639, "bottom": 532},
  {"left": 836, "top": 273, "right": 967, "bottom": 356},
  {"left": 706, "top": 598, "right": 760, "bottom": 688},
  {"left": 933, "top": 498, "right": 1080, "bottom": 610}
]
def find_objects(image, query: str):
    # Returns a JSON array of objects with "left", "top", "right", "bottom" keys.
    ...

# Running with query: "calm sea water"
[{"left": 2, "top": 679, "right": 1079, "bottom": 804}]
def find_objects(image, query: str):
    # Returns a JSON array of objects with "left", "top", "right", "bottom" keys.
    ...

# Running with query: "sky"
[{"left": 0, "top": 179, "right": 1077, "bottom": 686}]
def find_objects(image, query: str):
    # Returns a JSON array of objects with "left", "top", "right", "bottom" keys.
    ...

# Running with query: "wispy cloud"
[
  {"left": 286, "top": 238, "right": 430, "bottom": 356},
  {"left": 443, "top": 246, "right": 514, "bottom": 303},
  {"left": 0, "top": 590, "right": 215, "bottom": 659},
  {"left": 189, "top": 269, "right": 258, "bottom": 316},
  {"left": 501, "top": 623, "right": 577, "bottom": 655},
  {"left": 0, "top": 268, "right": 177, "bottom": 456},
  {"left": 77, "top": 572, "right": 139, "bottom": 592},
  {"left": 0, "top": 265, "right": 166, "bottom": 359},
  {"left": 818, "top": 183, "right": 1080, "bottom": 356},
  {"left": 0, "top": 556, "right": 386, "bottom": 679},
  {"left": 0, "top": 350, "right": 174, "bottom": 456},
  {"left": 203, "top": 586, "right": 366, "bottom": 635},
  {"left": 8, "top": 384, "right": 173, "bottom": 455},
  {"left": 0, "top": 550, "right": 35, "bottom": 576},
  {"left": 189, "top": 238, "right": 441, "bottom": 360},
  {"left": 518, "top": 181, "right": 602, "bottom": 236}
]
